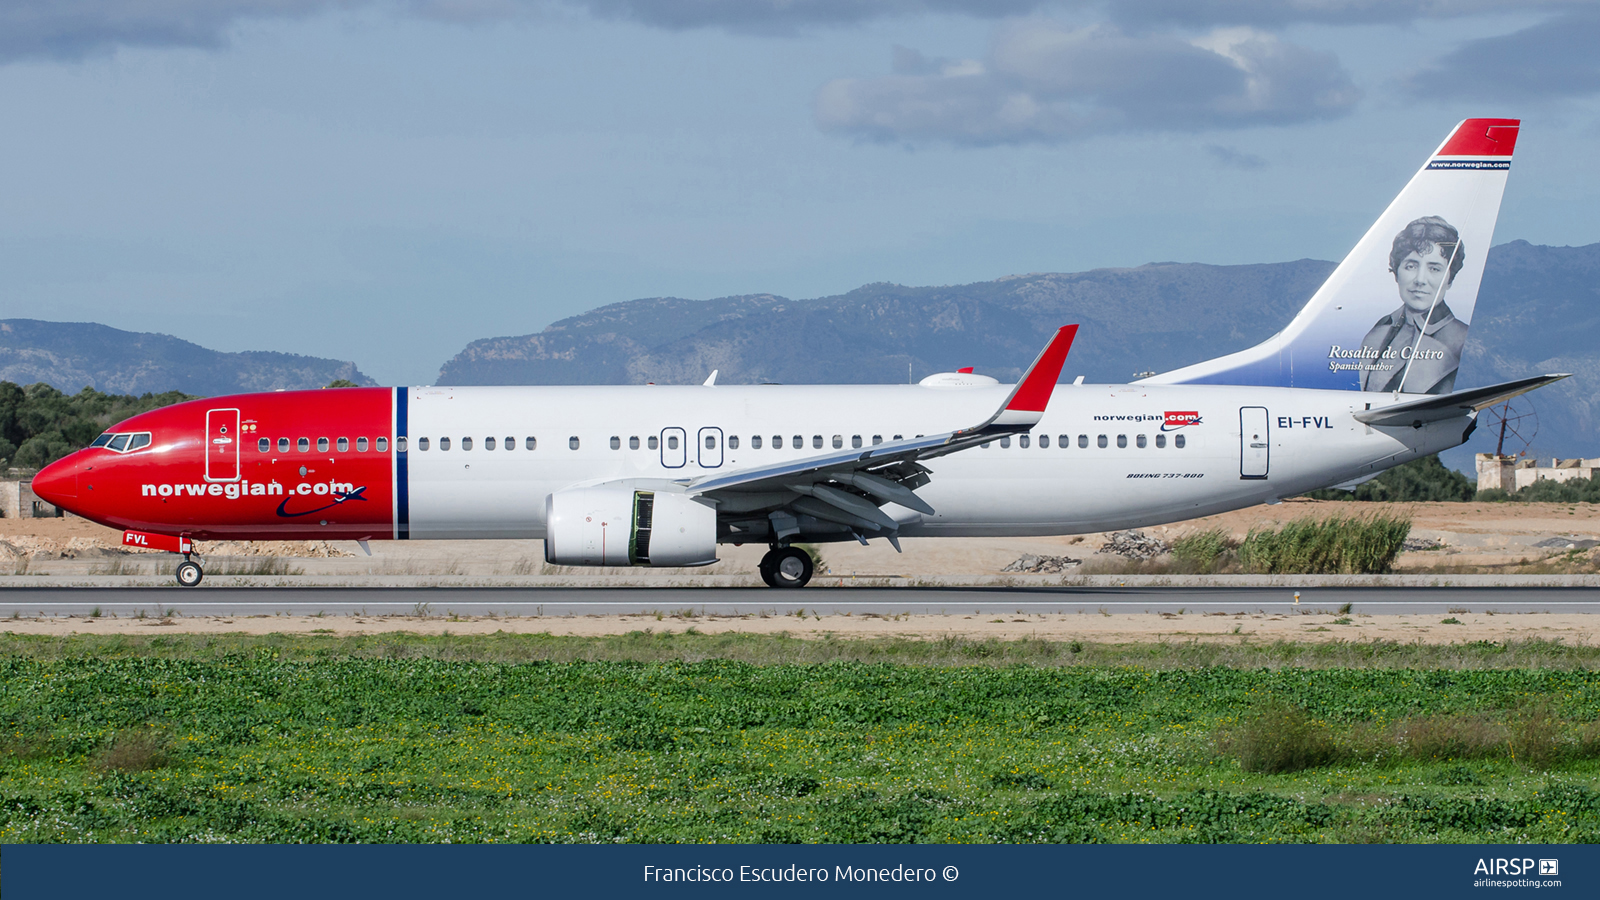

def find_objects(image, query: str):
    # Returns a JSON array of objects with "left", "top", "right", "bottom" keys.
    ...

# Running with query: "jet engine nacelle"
[{"left": 544, "top": 487, "right": 718, "bottom": 567}]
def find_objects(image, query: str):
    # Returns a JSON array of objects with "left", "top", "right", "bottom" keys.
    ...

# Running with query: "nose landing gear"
[
  {"left": 759, "top": 546, "right": 813, "bottom": 588},
  {"left": 175, "top": 556, "right": 203, "bottom": 587}
]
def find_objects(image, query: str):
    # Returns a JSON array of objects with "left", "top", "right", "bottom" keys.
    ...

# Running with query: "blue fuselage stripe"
[{"left": 396, "top": 387, "right": 409, "bottom": 539}]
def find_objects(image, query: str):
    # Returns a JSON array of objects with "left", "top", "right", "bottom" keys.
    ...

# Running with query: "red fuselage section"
[{"left": 33, "top": 388, "right": 396, "bottom": 541}]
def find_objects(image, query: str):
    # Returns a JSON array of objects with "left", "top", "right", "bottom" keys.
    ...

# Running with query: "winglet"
[{"left": 989, "top": 325, "right": 1078, "bottom": 426}]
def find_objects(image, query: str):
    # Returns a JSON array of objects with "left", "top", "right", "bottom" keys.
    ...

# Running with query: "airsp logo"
[{"left": 1473, "top": 858, "right": 1549, "bottom": 876}]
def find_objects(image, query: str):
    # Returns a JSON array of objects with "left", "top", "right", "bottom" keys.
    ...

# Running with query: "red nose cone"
[{"left": 32, "top": 456, "right": 78, "bottom": 507}]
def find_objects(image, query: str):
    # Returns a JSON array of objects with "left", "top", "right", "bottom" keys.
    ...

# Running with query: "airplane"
[{"left": 32, "top": 117, "right": 1565, "bottom": 589}]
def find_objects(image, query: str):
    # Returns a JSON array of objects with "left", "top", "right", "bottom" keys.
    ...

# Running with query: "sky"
[{"left": 1, "top": 1, "right": 1598, "bottom": 386}]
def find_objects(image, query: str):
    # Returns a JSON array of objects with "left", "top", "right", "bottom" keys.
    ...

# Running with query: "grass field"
[{"left": 2, "top": 632, "right": 1599, "bottom": 844}]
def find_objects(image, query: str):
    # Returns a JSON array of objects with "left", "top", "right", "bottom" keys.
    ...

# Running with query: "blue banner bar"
[{"left": 4, "top": 843, "right": 1593, "bottom": 899}]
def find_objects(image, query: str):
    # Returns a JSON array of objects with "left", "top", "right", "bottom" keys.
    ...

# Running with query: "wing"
[
  {"left": 685, "top": 325, "right": 1078, "bottom": 541},
  {"left": 1353, "top": 374, "right": 1569, "bottom": 427}
]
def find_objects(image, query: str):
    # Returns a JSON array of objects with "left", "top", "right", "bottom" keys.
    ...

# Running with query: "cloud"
[
  {"left": 1102, "top": 0, "right": 1582, "bottom": 29},
  {"left": 1405, "top": 9, "right": 1600, "bottom": 101},
  {"left": 574, "top": 0, "right": 1044, "bottom": 33},
  {"left": 814, "top": 22, "right": 1360, "bottom": 145},
  {"left": 1204, "top": 143, "right": 1267, "bottom": 169},
  {"left": 0, "top": 0, "right": 368, "bottom": 61}
]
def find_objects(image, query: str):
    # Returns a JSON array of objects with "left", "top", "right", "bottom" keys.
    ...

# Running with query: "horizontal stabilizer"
[{"left": 1353, "top": 374, "right": 1568, "bottom": 427}]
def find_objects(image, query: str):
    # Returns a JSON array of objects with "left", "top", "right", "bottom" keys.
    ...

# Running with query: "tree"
[
  {"left": 0, "top": 383, "right": 196, "bottom": 470},
  {"left": 1303, "top": 454, "right": 1476, "bottom": 502}
]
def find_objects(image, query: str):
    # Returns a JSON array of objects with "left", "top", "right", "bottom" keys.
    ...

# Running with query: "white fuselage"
[{"left": 402, "top": 382, "right": 1467, "bottom": 540}]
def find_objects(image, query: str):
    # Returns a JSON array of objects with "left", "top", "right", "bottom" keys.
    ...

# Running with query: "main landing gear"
[
  {"left": 175, "top": 555, "right": 204, "bottom": 588},
  {"left": 759, "top": 546, "right": 813, "bottom": 589}
]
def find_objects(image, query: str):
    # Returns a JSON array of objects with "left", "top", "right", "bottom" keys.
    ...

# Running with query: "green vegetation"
[
  {"left": 1170, "top": 528, "right": 1232, "bottom": 574},
  {"left": 1478, "top": 477, "right": 1600, "bottom": 504},
  {"left": 2, "top": 632, "right": 1598, "bottom": 844},
  {"left": 1305, "top": 454, "right": 1476, "bottom": 502},
  {"left": 0, "top": 382, "right": 196, "bottom": 469},
  {"left": 1237, "top": 514, "right": 1410, "bottom": 575},
  {"left": 325, "top": 379, "right": 360, "bottom": 389},
  {"left": 1170, "top": 515, "right": 1411, "bottom": 575}
]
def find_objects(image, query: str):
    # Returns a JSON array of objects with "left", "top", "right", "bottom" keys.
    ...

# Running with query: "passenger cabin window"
[
  {"left": 705, "top": 435, "right": 717, "bottom": 450},
  {"left": 337, "top": 437, "right": 349, "bottom": 452},
  {"left": 380, "top": 437, "right": 392, "bottom": 452},
  {"left": 1019, "top": 435, "right": 1030, "bottom": 449},
  {"left": 893, "top": 434, "right": 903, "bottom": 441},
  {"left": 1060, "top": 435, "right": 1070, "bottom": 448},
  {"left": 872, "top": 435, "right": 882, "bottom": 445},
  {"left": 441, "top": 437, "right": 452, "bottom": 450},
  {"left": 462, "top": 437, "right": 473, "bottom": 451},
  {"left": 417, "top": 438, "right": 429, "bottom": 451},
  {"left": 813, "top": 435, "right": 823, "bottom": 449},
  {"left": 1117, "top": 435, "right": 1127, "bottom": 448},
  {"left": 259, "top": 438, "right": 270, "bottom": 452},
  {"left": 298, "top": 437, "right": 310, "bottom": 452},
  {"left": 526, "top": 437, "right": 536, "bottom": 450},
  {"left": 1040, "top": 434, "right": 1050, "bottom": 448},
  {"left": 751, "top": 435, "right": 762, "bottom": 449},
  {"left": 279, "top": 438, "right": 290, "bottom": 453},
  {"left": 728, "top": 435, "right": 739, "bottom": 450},
  {"left": 1155, "top": 434, "right": 1166, "bottom": 448},
  {"left": 852, "top": 435, "right": 862, "bottom": 449},
  {"left": 647, "top": 436, "right": 657, "bottom": 450},
  {"left": 485, "top": 436, "right": 496, "bottom": 450},
  {"left": 792, "top": 435, "right": 802, "bottom": 449},
  {"left": 1136, "top": 434, "right": 1147, "bottom": 449},
  {"left": 999, "top": 436, "right": 1011, "bottom": 449},
  {"left": 357, "top": 437, "right": 368, "bottom": 452},
  {"left": 317, "top": 437, "right": 329, "bottom": 452},
  {"left": 569, "top": 436, "right": 580, "bottom": 450},
  {"left": 666, "top": 435, "right": 677, "bottom": 450},
  {"left": 1097, "top": 435, "right": 1107, "bottom": 448},
  {"left": 629, "top": 436, "right": 640, "bottom": 450},
  {"left": 504, "top": 436, "right": 514, "bottom": 450},
  {"left": 1175, "top": 434, "right": 1186, "bottom": 449},
  {"left": 611, "top": 436, "right": 621, "bottom": 450}
]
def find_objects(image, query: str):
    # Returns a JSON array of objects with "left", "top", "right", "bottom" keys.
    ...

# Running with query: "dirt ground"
[
  {"left": 2, "top": 609, "right": 1595, "bottom": 646},
  {"left": 4, "top": 502, "right": 1599, "bottom": 643},
  {"left": 3, "top": 499, "right": 1596, "bottom": 579}
]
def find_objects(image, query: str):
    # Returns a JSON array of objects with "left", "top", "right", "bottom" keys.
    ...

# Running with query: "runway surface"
[{"left": 4, "top": 586, "right": 1600, "bottom": 618}]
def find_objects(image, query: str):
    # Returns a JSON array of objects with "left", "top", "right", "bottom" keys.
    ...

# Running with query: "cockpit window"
[{"left": 96, "top": 432, "right": 153, "bottom": 453}]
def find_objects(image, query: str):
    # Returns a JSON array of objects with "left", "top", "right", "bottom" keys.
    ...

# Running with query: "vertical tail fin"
[{"left": 1145, "top": 117, "right": 1518, "bottom": 395}]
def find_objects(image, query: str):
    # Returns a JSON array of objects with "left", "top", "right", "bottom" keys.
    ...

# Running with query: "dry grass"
[
  {"left": 1218, "top": 696, "right": 1600, "bottom": 772},
  {"left": 92, "top": 729, "right": 173, "bottom": 773},
  {"left": 208, "top": 557, "right": 303, "bottom": 576}
]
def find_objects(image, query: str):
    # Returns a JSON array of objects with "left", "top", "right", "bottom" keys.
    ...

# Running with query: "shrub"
[
  {"left": 1482, "top": 477, "right": 1600, "bottom": 504},
  {"left": 94, "top": 729, "right": 173, "bottom": 773},
  {"left": 1305, "top": 454, "right": 1476, "bottom": 502},
  {"left": 1171, "top": 528, "right": 1234, "bottom": 573},
  {"left": 1395, "top": 714, "right": 1504, "bottom": 760},
  {"left": 1219, "top": 700, "right": 1338, "bottom": 774},
  {"left": 1237, "top": 514, "right": 1411, "bottom": 574}
]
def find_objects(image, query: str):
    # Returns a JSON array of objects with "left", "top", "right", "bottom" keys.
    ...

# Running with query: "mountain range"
[
  {"left": 6, "top": 241, "right": 1593, "bottom": 470},
  {"left": 439, "top": 240, "right": 1600, "bottom": 467},
  {"left": 0, "top": 320, "right": 374, "bottom": 397}
]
